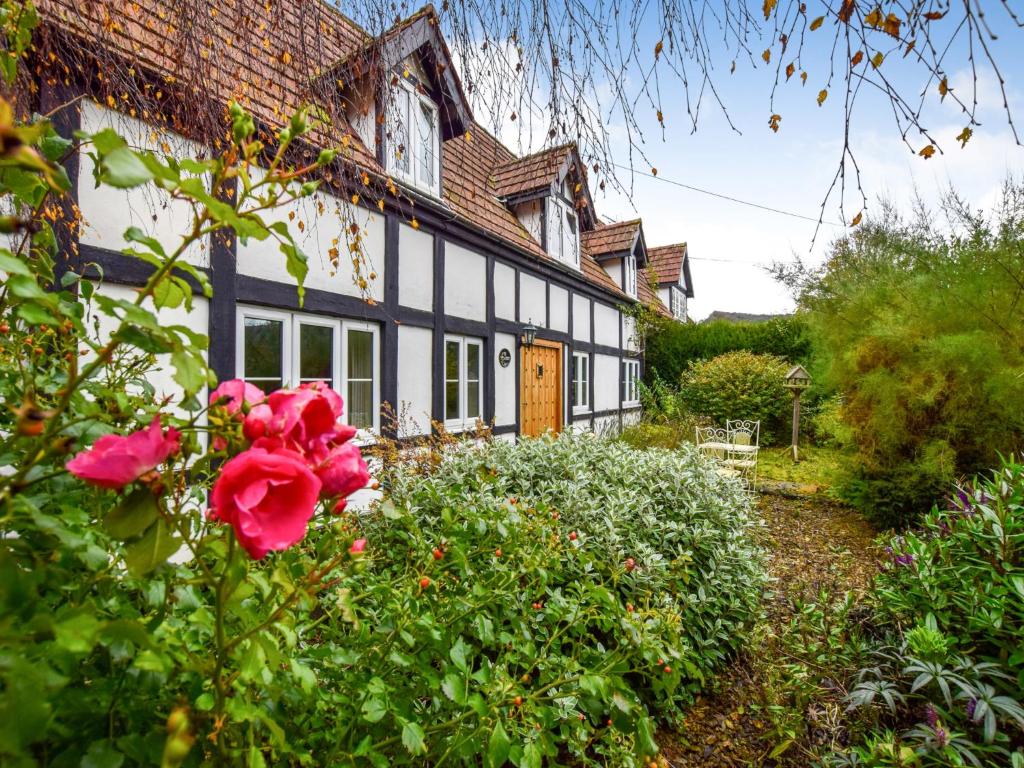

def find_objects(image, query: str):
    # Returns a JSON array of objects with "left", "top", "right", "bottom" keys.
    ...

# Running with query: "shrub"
[
  {"left": 678, "top": 351, "right": 791, "bottom": 444},
  {"left": 308, "top": 434, "right": 765, "bottom": 765},
  {"left": 830, "top": 458, "right": 1024, "bottom": 767},
  {"left": 786, "top": 189, "right": 1024, "bottom": 526},
  {"left": 618, "top": 422, "right": 687, "bottom": 449},
  {"left": 644, "top": 315, "right": 811, "bottom": 385}
]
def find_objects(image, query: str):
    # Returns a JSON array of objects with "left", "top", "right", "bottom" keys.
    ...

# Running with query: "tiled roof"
[
  {"left": 581, "top": 219, "right": 641, "bottom": 258},
  {"left": 491, "top": 144, "right": 574, "bottom": 199},
  {"left": 36, "top": 0, "right": 636, "bottom": 301},
  {"left": 648, "top": 243, "right": 686, "bottom": 286}
]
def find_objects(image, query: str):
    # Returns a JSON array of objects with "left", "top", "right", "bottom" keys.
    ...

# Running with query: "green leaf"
[
  {"left": 103, "top": 488, "right": 159, "bottom": 541},
  {"left": 81, "top": 740, "right": 125, "bottom": 768},
  {"left": 441, "top": 673, "right": 466, "bottom": 704},
  {"left": 401, "top": 721, "right": 426, "bottom": 756},
  {"left": 361, "top": 697, "right": 387, "bottom": 723},
  {"left": 55, "top": 610, "right": 101, "bottom": 654},
  {"left": 124, "top": 519, "right": 180, "bottom": 577},
  {"left": 0, "top": 250, "right": 31, "bottom": 276},
  {"left": 123, "top": 226, "right": 167, "bottom": 258},
  {"left": 450, "top": 637, "right": 470, "bottom": 671},
  {"left": 16, "top": 302, "right": 59, "bottom": 325},
  {"left": 636, "top": 716, "right": 659, "bottom": 757},
  {"left": 171, "top": 347, "right": 207, "bottom": 395},
  {"left": 487, "top": 720, "right": 511, "bottom": 768},
  {"left": 102, "top": 147, "right": 154, "bottom": 188}
]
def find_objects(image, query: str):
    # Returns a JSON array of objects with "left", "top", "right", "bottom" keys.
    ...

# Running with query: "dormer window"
[
  {"left": 386, "top": 78, "right": 440, "bottom": 196},
  {"left": 547, "top": 197, "right": 580, "bottom": 269},
  {"left": 624, "top": 253, "right": 637, "bottom": 298},
  {"left": 670, "top": 287, "right": 687, "bottom": 320}
]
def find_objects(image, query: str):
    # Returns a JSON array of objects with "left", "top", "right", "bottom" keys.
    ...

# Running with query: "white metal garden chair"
[
  {"left": 695, "top": 426, "right": 741, "bottom": 479},
  {"left": 724, "top": 420, "right": 760, "bottom": 489}
]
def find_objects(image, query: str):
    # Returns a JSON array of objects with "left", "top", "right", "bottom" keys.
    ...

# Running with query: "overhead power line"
[{"left": 609, "top": 162, "right": 844, "bottom": 227}]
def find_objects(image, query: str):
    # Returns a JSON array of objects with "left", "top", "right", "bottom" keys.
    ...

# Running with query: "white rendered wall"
[
  {"left": 90, "top": 281, "right": 209, "bottom": 418},
  {"left": 443, "top": 242, "right": 486, "bottom": 321},
  {"left": 398, "top": 223, "right": 434, "bottom": 311},
  {"left": 549, "top": 285, "right": 569, "bottom": 333},
  {"left": 519, "top": 272, "right": 546, "bottom": 327},
  {"left": 78, "top": 101, "right": 209, "bottom": 268},
  {"left": 493, "top": 332, "right": 517, "bottom": 427},
  {"left": 397, "top": 325, "right": 433, "bottom": 437},
  {"left": 593, "top": 302, "right": 619, "bottom": 347},
  {"left": 622, "top": 314, "right": 639, "bottom": 352},
  {"left": 593, "top": 413, "right": 621, "bottom": 437},
  {"left": 606, "top": 259, "right": 622, "bottom": 290},
  {"left": 594, "top": 353, "right": 620, "bottom": 412},
  {"left": 513, "top": 200, "right": 544, "bottom": 247},
  {"left": 622, "top": 409, "right": 642, "bottom": 426},
  {"left": 572, "top": 294, "right": 591, "bottom": 342},
  {"left": 494, "top": 262, "right": 517, "bottom": 320},
  {"left": 236, "top": 168, "right": 385, "bottom": 302}
]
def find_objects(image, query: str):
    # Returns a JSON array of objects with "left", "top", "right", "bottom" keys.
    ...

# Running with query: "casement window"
[
  {"left": 623, "top": 254, "right": 638, "bottom": 298},
  {"left": 236, "top": 307, "right": 380, "bottom": 432},
  {"left": 547, "top": 197, "right": 580, "bottom": 269},
  {"left": 571, "top": 351, "right": 590, "bottom": 413},
  {"left": 622, "top": 358, "right": 641, "bottom": 405},
  {"left": 670, "top": 287, "right": 686, "bottom": 320},
  {"left": 386, "top": 78, "right": 441, "bottom": 196},
  {"left": 444, "top": 335, "right": 483, "bottom": 429}
]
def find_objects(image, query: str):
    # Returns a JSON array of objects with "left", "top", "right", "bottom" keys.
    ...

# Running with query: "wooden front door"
[{"left": 520, "top": 339, "right": 562, "bottom": 438}]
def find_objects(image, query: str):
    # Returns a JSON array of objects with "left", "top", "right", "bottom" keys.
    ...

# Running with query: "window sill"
[
  {"left": 572, "top": 407, "right": 592, "bottom": 417},
  {"left": 622, "top": 401, "right": 641, "bottom": 409}
]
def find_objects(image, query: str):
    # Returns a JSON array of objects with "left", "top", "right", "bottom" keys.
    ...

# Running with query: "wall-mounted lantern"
[
  {"left": 784, "top": 365, "right": 812, "bottom": 462},
  {"left": 521, "top": 320, "right": 538, "bottom": 347}
]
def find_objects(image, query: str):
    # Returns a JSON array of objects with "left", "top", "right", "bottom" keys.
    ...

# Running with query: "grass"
[{"left": 756, "top": 444, "right": 843, "bottom": 488}]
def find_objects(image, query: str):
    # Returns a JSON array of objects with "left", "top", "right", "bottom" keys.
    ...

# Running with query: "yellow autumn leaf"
[
  {"left": 411, "top": 217, "right": 420, "bottom": 229},
  {"left": 809, "top": 16, "right": 824, "bottom": 31},
  {"left": 956, "top": 126, "right": 973, "bottom": 147},
  {"left": 919, "top": 144, "right": 936, "bottom": 159},
  {"left": 801, "top": 71, "right": 808, "bottom": 84},
  {"left": 883, "top": 13, "right": 902, "bottom": 37},
  {"left": 656, "top": 110, "right": 664, "bottom": 123},
  {"left": 864, "top": 8, "right": 882, "bottom": 28},
  {"left": 651, "top": 168, "right": 658, "bottom": 177},
  {"left": 851, "top": 50, "right": 864, "bottom": 66},
  {"left": 762, "top": 48, "right": 771, "bottom": 64},
  {"left": 851, "top": 211, "right": 863, "bottom": 226},
  {"left": 768, "top": 113, "right": 782, "bottom": 132},
  {"left": 817, "top": 89, "right": 828, "bottom": 106},
  {"left": 938, "top": 77, "right": 949, "bottom": 99},
  {"left": 280, "top": 50, "right": 292, "bottom": 65},
  {"left": 763, "top": 0, "right": 777, "bottom": 20},
  {"left": 786, "top": 62, "right": 795, "bottom": 79},
  {"left": 871, "top": 52, "right": 884, "bottom": 68},
  {"left": 654, "top": 40, "right": 663, "bottom": 58}
]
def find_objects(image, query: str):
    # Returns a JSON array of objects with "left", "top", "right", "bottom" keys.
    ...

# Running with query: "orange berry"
[
  {"left": 663, "top": 666, "right": 672, "bottom": 674},
  {"left": 513, "top": 696, "right": 523, "bottom": 707},
  {"left": 568, "top": 531, "right": 577, "bottom": 541},
  {"left": 432, "top": 548, "right": 444, "bottom": 560},
  {"left": 494, "top": 548, "right": 502, "bottom": 557},
  {"left": 419, "top": 577, "right": 431, "bottom": 589}
]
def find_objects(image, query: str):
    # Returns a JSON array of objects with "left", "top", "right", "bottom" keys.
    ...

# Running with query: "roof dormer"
[
  {"left": 581, "top": 219, "right": 648, "bottom": 299},
  {"left": 492, "top": 144, "right": 595, "bottom": 270}
]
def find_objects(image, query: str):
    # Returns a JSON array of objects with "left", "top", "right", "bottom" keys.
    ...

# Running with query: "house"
[
  {"left": 29, "top": 0, "right": 692, "bottom": 441},
  {"left": 647, "top": 244, "right": 694, "bottom": 322}
]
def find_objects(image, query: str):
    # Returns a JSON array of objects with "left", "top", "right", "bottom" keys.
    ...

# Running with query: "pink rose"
[
  {"left": 314, "top": 441, "right": 371, "bottom": 498},
  {"left": 67, "top": 416, "right": 181, "bottom": 490},
  {"left": 265, "top": 387, "right": 340, "bottom": 451},
  {"left": 242, "top": 403, "right": 273, "bottom": 442},
  {"left": 209, "top": 379, "right": 265, "bottom": 417},
  {"left": 210, "top": 447, "right": 322, "bottom": 559},
  {"left": 350, "top": 538, "right": 367, "bottom": 554}
]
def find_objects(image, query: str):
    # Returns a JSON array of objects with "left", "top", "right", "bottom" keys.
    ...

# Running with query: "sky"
[{"left": 457, "top": 4, "right": 1024, "bottom": 320}]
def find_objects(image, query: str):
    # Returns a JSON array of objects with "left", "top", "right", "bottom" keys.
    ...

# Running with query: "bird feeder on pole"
[{"left": 784, "top": 365, "right": 812, "bottom": 462}]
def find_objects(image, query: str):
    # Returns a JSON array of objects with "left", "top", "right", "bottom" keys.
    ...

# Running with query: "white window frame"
[
  {"left": 386, "top": 78, "right": 441, "bottom": 197},
  {"left": 547, "top": 196, "right": 580, "bottom": 270},
  {"left": 236, "top": 306, "right": 381, "bottom": 434},
  {"left": 624, "top": 254, "right": 638, "bottom": 298},
  {"left": 622, "top": 358, "right": 641, "bottom": 406},
  {"left": 571, "top": 351, "right": 590, "bottom": 414},
  {"left": 670, "top": 287, "right": 686, "bottom": 320},
  {"left": 443, "top": 334, "right": 484, "bottom": 431}
]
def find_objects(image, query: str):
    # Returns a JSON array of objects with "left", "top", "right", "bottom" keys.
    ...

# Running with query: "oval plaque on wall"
[{"left": 498, "top": 348, "right": 511, "bottom": 368}]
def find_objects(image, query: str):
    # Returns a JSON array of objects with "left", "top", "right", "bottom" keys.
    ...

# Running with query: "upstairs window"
[
  {"left": 624, "top": 254, "right": 638, "bottom": 298},
  {"left": 386, "top": 79, "right": 440, "bottom": 196},
  {"left": 547, "top": 197, "right": 580, "bottom": 269},
  {"left": 670, "top": 287, "right": 687, "bottom": 320}
]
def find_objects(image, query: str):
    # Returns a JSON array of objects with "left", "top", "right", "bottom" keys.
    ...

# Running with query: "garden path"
[{"left": 658, "top": 491, "right": 878, "bottom": 767}]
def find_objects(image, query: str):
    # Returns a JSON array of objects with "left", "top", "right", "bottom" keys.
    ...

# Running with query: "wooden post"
[{"left": 791, "top": 389, "right": 801, "bottom": 463}]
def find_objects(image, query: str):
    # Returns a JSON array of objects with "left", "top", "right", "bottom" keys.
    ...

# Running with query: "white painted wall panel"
[
  {"left": 622, "top": 409, "right": 642, "bottom": 427},
  {"left": 90, "top": 282, "right": 209, "bottom": 418},
  {"left": 594, "top": 353, "right": 620, "bottom": 412},
  {"left": 622, "top": 314, "right": 639, "bottom": 352},
  {"left": 607, "top": 259, "right": 622, "bottom": 289},
  {"left": 78, "top": 101, "right": 209, "bottom": 267},
  {"left": 594, "top": 413, "right": 621, "bottom": 437},
  {"left": 572, "top": 294, "right": 591, "bottom": 342},
  {"left": 443, "top": 242, "right": 486, "bottom": 321},
  {"left": 494, "top": 332, "right": 517, "bottom": 427},
  {"left": 397, "top": 325, "right": 433, "bottom": 437},
  {"left": 549, "top": 285, "right": 569, "bottom": 333},
  {"left": 236, "top": 168, "right": 385, "bottom": 301},
  {"left": 513, "top": 200, "right": 543, "bottom": 246},
  {"left": 594, "top": 302, "right": 619, "bottom": 347},
  {"left": 519, "top": 272, "right": 546, "bottom": 327},
  {"left": 398, "top": 223, "right": 434, "bottom": 311},
  {"left": 494, "top": 262, "right": 517, "bottom": 320}
]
